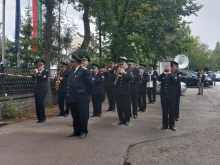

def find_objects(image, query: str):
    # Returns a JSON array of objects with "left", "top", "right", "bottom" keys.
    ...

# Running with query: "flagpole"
[{"left": 2, "top": 0, "right": 5, "bottom": 66}]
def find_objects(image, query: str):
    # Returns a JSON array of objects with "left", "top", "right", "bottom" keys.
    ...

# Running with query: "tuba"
[
  {"left": 56, "top": 71, "right": 61, "bottom": 91},
  {"left": 174, "top": 54, "right": 189, "bottom": 69}
]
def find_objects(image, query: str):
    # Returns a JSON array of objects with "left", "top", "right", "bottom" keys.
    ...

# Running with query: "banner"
[
  {"left": 32, "top": 0, "right": 38, "bottom": 52},
  {"left": 161, "top": 62, "right": 171, "bottom": 70},
  {"left": 15, "top": 0, "right": 20, "bottom": 53}
]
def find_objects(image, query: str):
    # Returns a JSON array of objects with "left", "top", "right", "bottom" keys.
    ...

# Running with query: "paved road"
[{"left": 1, "top": 83, "right": 220, "bottom": 165}]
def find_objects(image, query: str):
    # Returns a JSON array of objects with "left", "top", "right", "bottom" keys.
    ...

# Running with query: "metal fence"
[{"left": 0, "top": 65, "right": 57, "bottom": 96}]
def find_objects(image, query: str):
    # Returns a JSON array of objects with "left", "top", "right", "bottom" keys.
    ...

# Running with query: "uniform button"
[{"left": 120, "top": 85, "right": 122, "bottom": 86}]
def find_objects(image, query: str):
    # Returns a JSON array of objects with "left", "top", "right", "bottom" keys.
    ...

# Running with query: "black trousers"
[
  {"left": 161, "top": 97, "right": 175, "bottom": 128},
  {"left": 106, "top": 86, "right": 116, "bottom": 110},
  {"left": 69, "top": 102, "right": 89, "bottom": 134},
  {"left": 58, "top": 91, "right": 69, "bottom": 115},
  {"left": 148, "top": 87, "right": 156, "bottom": 102},
  {"left": 138, "top": 92, "right": 146, "bottom": 111},
  {"left": 116, "top": 94, "right": 131, "bottom": 122},
  {"left": 92, "top": 94, "right": 103, "bottom": 115},
  {"left": 130, "top": 91, "right": 138, "bottom": 116},
  {"left": 34, "top": 86, "right": 47, "bottom": 121},
  {"left": 174, "top": 95, "right": 180, "bottom": 119}
]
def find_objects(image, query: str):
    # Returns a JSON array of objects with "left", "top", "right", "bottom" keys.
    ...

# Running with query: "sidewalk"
[{"left": 0, "top": 88, "right": 220, "bottom": 165}]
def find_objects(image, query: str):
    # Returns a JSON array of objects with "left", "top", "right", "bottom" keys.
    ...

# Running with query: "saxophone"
[{"left": 56, "top": 71, "right": 61, "bottom": 91}]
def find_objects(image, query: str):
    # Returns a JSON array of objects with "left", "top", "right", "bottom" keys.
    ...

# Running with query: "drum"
[{"left": 147, "top": 81, "right": 153, "bottom": 88}]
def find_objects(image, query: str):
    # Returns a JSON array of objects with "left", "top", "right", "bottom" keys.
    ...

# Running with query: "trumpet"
[
  {"left": 30, "top": 68, "right": 38, "bottom": 75},
  {"left": 114, "top": 68, "right": 125, "bottom": 85},
  {"left": 163, "top": 68, "right": 171, "bottom": 74}
]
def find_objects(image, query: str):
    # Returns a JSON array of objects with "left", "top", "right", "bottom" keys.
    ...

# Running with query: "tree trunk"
[
  {"left": 43, "top": 0, "right": 54, "bottom": 106},
  {"left": 81, "top": 3, "right": 91, "bottom": 49},
  {"left": 98, "top": 18, "right": 102, "bottom": 66}
]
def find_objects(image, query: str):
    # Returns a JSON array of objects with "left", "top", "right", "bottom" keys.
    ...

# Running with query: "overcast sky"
[{"left": 0, "top": 0, "right": 219, "bottom": 50}]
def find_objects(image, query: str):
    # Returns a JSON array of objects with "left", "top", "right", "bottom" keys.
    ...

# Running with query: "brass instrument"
[
  {"left": 30, "top": 68, "right": 38, "bottom": 75},
  {"left": 163, "top": 68, "right": 171, "bottom": 74},
  {"left": 114, "top": 68, "right": 124, "bottom": 85},
  {"left": 56, "top": 71, "right": 61, "bottom": 91}
]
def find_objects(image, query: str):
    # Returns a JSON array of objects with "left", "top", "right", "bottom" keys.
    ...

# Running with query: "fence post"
[{"left": 0, "top": 64, "right": 5, "bottom": 95}]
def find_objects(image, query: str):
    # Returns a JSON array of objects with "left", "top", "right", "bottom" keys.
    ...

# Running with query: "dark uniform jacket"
[
  {"left": 58, "top": 70, "right": 70, "bottom": 92},
  {"left": 158, "top": 73, "right": 176, "bottom": 99},
  {"left": 32, "top": 70, "right": 49, "bottom": 87},
  {"left": 172, "top": 70, "right": 182, "bottom": 96},
  {"left": 126, "top": 68, "right": 141, "bottom": 92},
  {"left": 138, "top": 72, "right": 148, "bottom": 92},
  {"left": 147, "top": 70, "right": 159, "bottom": 88},
  {"left": 113, "top": 70, "right": 132, "bottom": 95},
  {"left": 66, "top": 66, "right": 93, "bottom": 103},
  {"left": 91, "top": 72, "right": 104, "bottom": 95},
  {"left": 103, "top": 68, "right": 116, "bottom": 87}
]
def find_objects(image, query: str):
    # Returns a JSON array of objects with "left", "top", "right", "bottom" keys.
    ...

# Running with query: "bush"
[{"left": 2, "top": 102, "right": 19, "bottom": 119}]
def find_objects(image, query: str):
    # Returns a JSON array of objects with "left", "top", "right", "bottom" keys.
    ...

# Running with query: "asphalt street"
[{"left": 1, "top": 83, "right": 220, "bottom": 165}]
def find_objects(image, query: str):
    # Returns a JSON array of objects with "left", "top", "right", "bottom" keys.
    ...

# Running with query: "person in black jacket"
[
  {"left": 91, "top": 64, "right": 104, "bottom": 117},
  {"left": 57, "top": 62, "right": 70, "bottom": 117},
  {"left": 101, "top": 60, "right": 117, "bottom": 112},
  {"left": 126, "top": 60, "right": 140, "bottom": 118},
  {"left": 197, "top": 70, "right": 205, "bottom": 95},
  {"left": 32, "top": 60, "right": 49, "bottom": 123},
  {"left": 138, "top": 64, "right": 148, "bottom": 112},
  {"left": 171, "top": 61, "right": 182, "bottom": 121},
  {"left": 114, "top": 58, "right": 132, "bottom": 126},
  {"left": 147, "top": 65, "right": 159, "bottom": 104},
  {"left": 67, "top": 55, "right": 94, "bottom": 139},
  {"left": 158, "top": 67, "right": 176, "bottom": 131}
]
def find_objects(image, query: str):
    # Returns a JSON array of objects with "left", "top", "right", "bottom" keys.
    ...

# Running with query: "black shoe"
[
  {"left": 57, "top": 113, "right": 64, "bottom": 117},
  {"left": 169, "top": 127, "right": 176, "bottom": 131},
  {"left": 36, "top": 120, "right": 40, "bottom": 123},
  {"left": 175, "top": 118, "right": 179, "bottom": 121},
  {"left": 133, "top": 115, "right": 138, "bottom": 119},
  {"left": 161, "top": 127, "right": 168, "bottom": 130},
  {"left": 142, "top": 110, "right": 146, "bottom": 112},
  {"left": 64, "top": 113, "right": 68, "bottom": 117},
  {"left": 152, "top": 102, "right": 155, "bottom": 104},
  {"left": 37, "top": 120, "right": 45, "bottom": 123},
  {"left": 124, "top": 122, "right": 129, "bottom": 126},
  {"left": 68, "top": 132, "right": 80, "bottom": 137},
  {"left": 91, "top": 115, "right": 97, "bottom": 117},
  {"left": 79, "top": 133, "right": 87, "bottom": 139},
  {"left": 97, "top": 114, "right": 102, "bottom": 117},
  {"left": 118, "top": 121, "right": 124, "bottom": 125},
  {"left": 148, "top": 102, "right": 152, "bottom": 104}
]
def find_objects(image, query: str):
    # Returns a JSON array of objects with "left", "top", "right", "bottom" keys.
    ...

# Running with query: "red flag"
[{"left": 32, "top": 0, "right": 38, "bottom": 52}]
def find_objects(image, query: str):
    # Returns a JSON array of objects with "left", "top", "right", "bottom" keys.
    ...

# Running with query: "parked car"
[
  {"left": 181, "top": 72, "right": 199, "bottom": 87},
  {"left": 149, "top": 81, "right": 187, "bottom": 94},
  {"left": 215, "top": 73, "right": 220, "bottom": 81},
  {"left": 204, "top": 74, "right": 213, "bottom": 87}
]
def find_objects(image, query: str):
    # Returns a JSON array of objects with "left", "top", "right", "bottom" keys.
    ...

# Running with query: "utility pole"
[{"left": 2, "top": 0, "right": 5, "bottom": 66}]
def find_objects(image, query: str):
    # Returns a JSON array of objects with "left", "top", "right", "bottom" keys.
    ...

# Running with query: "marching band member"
[
  {"left": 147, "top": 65, "right": 159, "bottom": 104},
  {"left": 67, "top": 55, "right": 93, "bottom": 139},
  {"left": 57, "top": 62, "right": 70, "bottom": 117},
  {"left": 171, "top": 61, "right": 182, "bottom": 121},
  {"left": 81, "top": 55, "right": 92, "bottom": 74},
  {"left": 114, "top": 58, "right": 132, "bottom": 126},
  {"left": 158, "top": 67, "right": 176, "bottom": 131},
  {"left": 91, "top": 64, "right": 104, "bottom": 117},
  {"left": 102, "top": 60, "right": 117, "bottom": 112},
  {"left": 138, "top": 64, "right": 148, "bottom": 112},
  {"left": 32, "top": 60, "right": 49, "bottom": 123},
  {"left": 126, "top": 59, "right": 140, "bottom": 119}
]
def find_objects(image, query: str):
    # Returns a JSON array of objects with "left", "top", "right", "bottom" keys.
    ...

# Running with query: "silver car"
[{"left": 155, "top": 81, "right": 187, "bottom": 94}]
